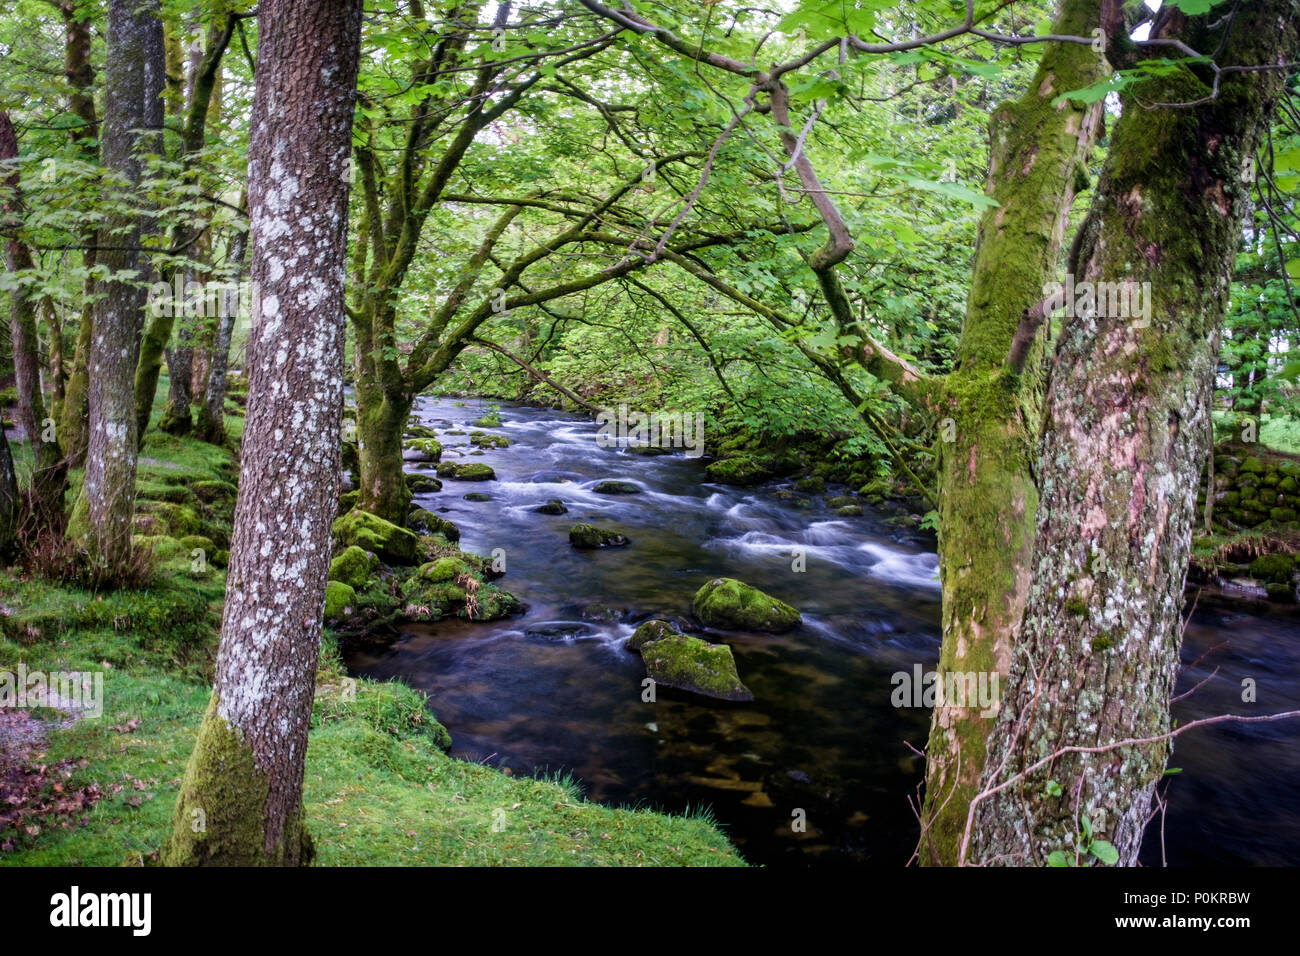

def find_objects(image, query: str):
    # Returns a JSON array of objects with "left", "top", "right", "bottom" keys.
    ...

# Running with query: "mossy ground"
[{"left": 0, "top": 383, "right": 744, "bottom": 867}]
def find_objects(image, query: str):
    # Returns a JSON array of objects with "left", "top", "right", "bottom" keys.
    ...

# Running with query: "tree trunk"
[
  {"left": 354, "top": 371, "right": 412, "bottom": 525},
  {"left": 971, "top": 0, "right": 1298, "bottom": 866},
  {"left": 165, "top": 0, "right": 363, "bottom": 866},
  {"left": 67, "top": 0, "right": 165, "bottom": 574},
  {"left": 0, "top": 112, "right": 68, "bottom": 529},
  {"left": 918, "top": 0, "right": 1110, "bottom": 864},
  {"left": 55, "top": 0, "right": 98, "bottom": 468},
  {"left": 196, "top": 201, "right": 247, "bottom": 445},
  {"left": 0, "top": 426, "right": 17, "bottom": 559}
]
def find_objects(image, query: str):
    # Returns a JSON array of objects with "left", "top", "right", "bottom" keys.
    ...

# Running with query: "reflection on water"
[{"left": 343, "top": 398, "right": 1299, "bottom": 866}]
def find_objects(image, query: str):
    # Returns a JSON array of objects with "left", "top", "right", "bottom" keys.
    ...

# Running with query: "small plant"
[{"left": 1047, "top": 814, "right": 1120, "bottom": 866}]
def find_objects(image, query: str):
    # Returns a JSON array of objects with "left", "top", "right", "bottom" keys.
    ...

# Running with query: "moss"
[
  {"left": 435, "top": 462, "right": 496, "bottom": 481},
  {"left": 332, "top": 509, "right": 420, "bottom": 566},
  {"left": 593, "top": 480, "right": 640, "bottom": 495},
  {"left": 469, "top": 431, "right": 510, "bottom": 449},
  {"left": 1091, "top": 634, "right": 1113, "bottom": 651},
  {"left": 1241, "top": 456, "right": 1265, "bottom": 475},
  {"left": 403, "top": 437, "right": 443, "bottom": 462},
  {"left": 826, "top": 496, "right": 858, "bottom": 509},
  {"left": 408, "top": 508, "right": 459, "bottom": 541},
  {"left": 704, "top": 455, "right": 774, "bottom": 486},
  {"left": 406, "top": 473, "right": 442, "bottom": 494},
  {"left": 418, "top": 556, "right": 465, "bottom": 583},
  {"left": 135, "top": 500, "right": 201, "bottom": 538},
  {"left": 162, "top": 696, "right": 312, "bottom": 866},
  {"left": 534, "top": 499, "right": 567, "bottom": 515},
  {"left": 835, "top": 505, "right": 864, "bottom": 517},
  {"left": 627, "top": 619, "right": 677, "bottom": 652},
  {"left": 640, "top": 634, "right": 753, "bottom": 702},
  {"left": 569, "top": 523, "right": 629, "bottom": 549},
  {"left": 329, "top": 545, "right": 379, "bottom": 590},
  {"left": 795, "top": 476, "right": 825, "bottom": 494},
  {"left": 191, "top": 479, "right": 238, "bottom": 506},
  {"left": 692, "top": 577, "right": 801, "bottom": 633},
  {"left": 1065, "top": 598, "right": 1088, "bottom": 616},
  {"left": 463, "top": 492, "right": 492, "bottom": 502},
  {"left": 324, "top": 581, "right": 358, "bottom": 621},
  {"left": 1249, "top": 552, "right": 1294, "bottom": 584}
]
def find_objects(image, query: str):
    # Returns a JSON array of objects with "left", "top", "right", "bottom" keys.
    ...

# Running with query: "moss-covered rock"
[
  {"left": 826, "top": 496, "right": 858, "bottom": 509},
  {"left": 534, "top": 499, "right": 567, "bottom": 515},
  {"left": 191, "top": 479, "right": 238, "bottom": 506},
  {"left": 640, "top": 634, "right": 753, "bottom": 702},
  {"left": 692, "top": 577, "right": 801, "bottom": 633},
  {"left": 1240, "top": 456, "right": 1265, "bottom": 475},
  {"left": 627, "top": 619, "right": 677, "bottom": 652},
  {"left": 329, "top": 545, "right": 380, "bottom": 590},
  {"left": 469, "top": 431, "right": 510, "bottom": 449},
  {"left": 463, "top": 492, "right": 492, "bottom": 502},
  {"left": 593, "top": 480, "right": 640, "bottom": 495},
  {"left": 835, "top": 505, "right": 864, "bottom": 517},
  {"left": 403, "top": 438, "right": 443, "bottom": 462},
  {"left": 1249, "top": 552, "right": 1294, "bottom": 584},
  {"left": 435, "top": 462, "right": 496, "bottom": 481},
  {"left": 406, "top": 473, "right": 442, "bottom": 494},
  {"left": 795, "top": 476, "right": 825, "bottom": 494},
  {"left": 333, "top": 509, "right": 420, "bottom": 566},
  {"left": 405, "top": 423, "right": 438, "bottom": 439},
  {"left": 408, "top": 508, "right": 460, "bottom": 542},
  {"left": 569, "top": 524, "right": 629, "bottom": 549},
  {"left": 324, "top": 581, "right": 357, "bottom": 621},
  {"left": 704, "top": 455, "right": 773, "bottom": 486},
  {"left": 136, "top": 500, "right": 202, "bottom": 538}
]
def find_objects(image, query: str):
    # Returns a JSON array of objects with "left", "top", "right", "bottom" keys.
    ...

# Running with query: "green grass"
[{"left": 0, "top": 387, "right": 744, "bottom": 867}]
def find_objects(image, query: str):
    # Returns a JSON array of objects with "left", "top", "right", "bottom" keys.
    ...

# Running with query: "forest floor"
[{"left": 0, "top": 384, "right": 744, "bottom": 866}]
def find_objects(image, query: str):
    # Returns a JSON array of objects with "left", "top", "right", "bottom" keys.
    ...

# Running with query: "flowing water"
[{"left": 343, "top": 398, "right": 1300, "bottom": 866}]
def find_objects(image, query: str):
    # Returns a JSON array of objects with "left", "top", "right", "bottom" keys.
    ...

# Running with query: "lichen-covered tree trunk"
[
  {"left": 0, "top": 112, "right": 67, "bottom": 528},
  {"left": 919, "top": 0, "right": 1110, "bottom": 864},
  {"left": 971, "top": 1, "right": 1298, "bottom": 866},
  {"left": 68, "top": 0, "right": 164, "bottom": 572},
  {"left": 165, "top": 0, "right": 362, "bottom": 866}
]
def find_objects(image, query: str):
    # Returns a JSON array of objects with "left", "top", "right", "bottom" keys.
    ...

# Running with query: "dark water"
[{"left": 343, "top": 398, "right": 1300, "bottom": 866}]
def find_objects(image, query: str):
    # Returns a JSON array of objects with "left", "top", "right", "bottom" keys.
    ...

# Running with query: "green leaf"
[
  {"left": 1090, "top": 840, "right": 1120, "bottom": 865},
  {"left": 1045, "top": 779, "right": 1063, "bottom": 798},
  {"left": 1163, "top": 0, "right": 1228, "bottom": 13},
  {"left": 1047, "top": 850, "right": 1072, "bottom": 867}
]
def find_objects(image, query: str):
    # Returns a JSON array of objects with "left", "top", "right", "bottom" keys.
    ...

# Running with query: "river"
[{"left": 343, "top": 397, "right": 1300, "bottom": 866}]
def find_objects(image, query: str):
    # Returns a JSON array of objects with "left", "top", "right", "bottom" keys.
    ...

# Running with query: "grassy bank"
[{"left": 0, "top": 387, "right": 743, "bottom": 866}]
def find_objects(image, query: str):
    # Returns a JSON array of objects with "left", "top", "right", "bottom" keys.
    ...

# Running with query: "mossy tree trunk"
[
  {"left": 165, "top": 0, "right": 363, "bottom": 866},
  {"left": 68, "top": 0, "right": 164, "bottom": 572},
  {"left": 0, "top": 111, "right": 68, "bottom": 529},
  {"left": 918, "top": 0, "right": 1112, "bottom": 864},
  {"left": 55, "top": 0, "right": 98, "bottom": 468},
  {"left": 971, "top": 0, "right": 1299, "bottom": 866}
]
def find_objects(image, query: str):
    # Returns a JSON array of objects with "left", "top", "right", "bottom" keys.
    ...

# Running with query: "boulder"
[
  {"left": 408, "top": 507, "right": 460, "bottom": 542},
  {"left": 323, "top": 581, "right": 357, "bottom": 622},
  {"left": 329, "top": 545, "right": 379, "bottom": 590},
  {"left": 569, "top": 523, "right": 630, "bottom": 549},
  {"left": 332, "top": 509, "right": 420, "bottom": 565},
  {"left": 640, "top": 634, "right": 753, "bottom": 702},
  {"left": 403, "top": 437, "right": 443, "bottom": 462},
  {"left": 534, "top": 499, "right": 567, "bottom": 515},
  {"left": 436, "top": 461, "right": 496, "bottom": 481},
  {"left": 406, "top": 473, "right": 442, "bottom": 494},
  {"left": 627, "top": 619, "right": 677, "bottom": 652},
  {"left": 593, "top": 480, "right": 640, "bottom": 495},
  {"left": 692, "top": 577, "right": 801, "bottom": 633}
]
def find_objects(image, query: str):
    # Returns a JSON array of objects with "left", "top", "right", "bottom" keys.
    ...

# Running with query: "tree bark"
[
  {"left": 0, "top": 112, "right": 68, "bottom": 529},
  {"left": 55, "top": 0, "right": 99, "bottom": 467},
  {"left": 165, "top": 0, "right": 363, "bottom": 866},
  {"left": 67, "top": 0, "right": 165, "bottom": 574},
  {"left": 971, "top": 0, "right": 1299, "bottom": 866},
  {"left": 196, "top": 197, "right": 247, "bottom": 445},
  {"left": 918, "top": 0, "right": 1110, "bottom": 864}
]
